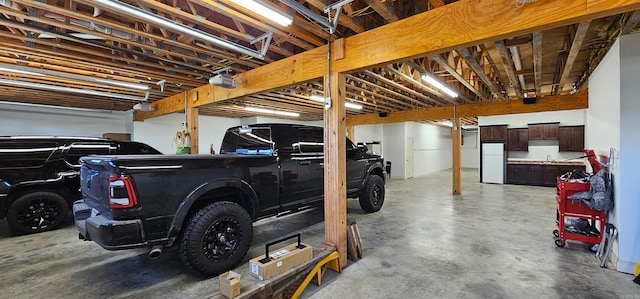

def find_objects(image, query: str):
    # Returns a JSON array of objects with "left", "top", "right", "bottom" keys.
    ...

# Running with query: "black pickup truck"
[{"left": 74, "top": 124, "right": 386, "bottom": 276}]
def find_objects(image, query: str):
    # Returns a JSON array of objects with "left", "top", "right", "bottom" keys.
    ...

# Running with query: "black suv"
[{"left": 0, "top": 136, "right": 161, "bottom": 235}]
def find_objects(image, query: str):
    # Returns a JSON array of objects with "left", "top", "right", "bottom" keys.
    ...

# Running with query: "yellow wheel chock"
[{"left": 291, "top": 251, "right": 341, "bottom": 299}]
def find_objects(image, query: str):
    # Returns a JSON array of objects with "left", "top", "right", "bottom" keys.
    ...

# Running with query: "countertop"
[{"left": 507, "top": 159, "right": 585, "bottom": 166}]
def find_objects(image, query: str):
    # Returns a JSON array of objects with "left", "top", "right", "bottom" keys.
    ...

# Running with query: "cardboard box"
[
  {"left": 249, "top": 242, "right": 313, "bottom": 281},
  {"left": 219, "top": 271, "right": 241, "bottom": 298}
]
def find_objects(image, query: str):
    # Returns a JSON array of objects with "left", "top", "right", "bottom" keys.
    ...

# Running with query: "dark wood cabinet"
[
  {"left": 528, "top": 165, "right": 544, "bottom": 185},
  {"left": 528, "top": 123, "right": 559, "bottom": 140},
  {"left": 507, "top": 163, "right": 585, "bottom": 187},
  {"left": 558, "top": 126, "right": 585, "bottom": 152},
  {"left": 507, "top": 164, "right": 529, "bottom": 184},
  {"left": 507, "top": 128, "right": 529, "bottom": 151},
  {"left": 480, "top": 125, "right": 508, "bottom": 142}
]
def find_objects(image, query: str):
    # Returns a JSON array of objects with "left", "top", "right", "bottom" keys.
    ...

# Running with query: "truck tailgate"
[{"left": 80, "top": 157, "right": 115, "bottom": 212}]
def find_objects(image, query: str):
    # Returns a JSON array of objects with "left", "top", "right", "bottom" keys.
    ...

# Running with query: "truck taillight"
[{"left": 109, "top": 175, "right": 137, "bottom": 209}]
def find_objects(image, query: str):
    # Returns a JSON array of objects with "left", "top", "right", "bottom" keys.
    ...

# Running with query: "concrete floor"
[{"left": 0, "top": 169, "right": 637, "bottom": 298}]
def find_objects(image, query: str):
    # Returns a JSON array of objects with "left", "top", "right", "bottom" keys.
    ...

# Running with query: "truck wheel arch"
[{"left": 167, "top": 178, "right": 258, "bottom": 242}]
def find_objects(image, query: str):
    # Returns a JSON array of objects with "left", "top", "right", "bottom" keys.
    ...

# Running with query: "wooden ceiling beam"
[
  {"left": 532, "top": 32, "right": 543, "bottom": 96},
  {"left": 362, "top": 70, "right": 438, "bottom": 108},
  {"left": 557, "top": 22, "right": 590, "bottom": 94},
  {"left": 347, "top": 92, "right": 588, "bottom": 126},
  {"left": 494, "top": 40, "right": 522, "bottom": 97},
  {"left": 363, "top": 0, "right": 398, "bottom": 23},
  {"left": 143, "top": 0, "right": 640, "bottom": 120},
  {"left": 457, "top": 47, "right": 505, "bottom": 100},
  {"left": 621, "top": 10, "right": 640, "bottom": 34}
]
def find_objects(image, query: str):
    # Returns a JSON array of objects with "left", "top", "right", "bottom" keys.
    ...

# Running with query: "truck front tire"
[
  {"left": 179, "top": 201, "right": 253, "bottom": 277},
  {"left": 359, "top": 175, "right": 385, "bottom": 213},
  {"left": 7, "top": 191, "right": 69, "bottom": 235}
]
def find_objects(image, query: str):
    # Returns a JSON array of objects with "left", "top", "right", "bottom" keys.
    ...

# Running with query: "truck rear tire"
[
  {"left": 7, "top": 191, "right": 69, "bottom": 235},
  {"left": 359, "top": 175, "right": 385, "bottom": 213},
  {"left": 179, "top": 201, "right": 253, "bottom": 277}
]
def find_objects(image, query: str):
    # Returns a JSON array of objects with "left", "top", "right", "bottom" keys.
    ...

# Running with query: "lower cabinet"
[{"left": 507, "top": 164, "right": 586, "bottom": 187}]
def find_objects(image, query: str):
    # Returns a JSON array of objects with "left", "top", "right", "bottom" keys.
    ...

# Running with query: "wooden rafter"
[
  {"left": 457, "top": 47, "right": 505, "bottom": 100},
  {"left": 363, "top": 0, "right": 398, "bottom": 23},
  {"left": 140, "top": 0, "right": 640, "bottom": 120},
  {"left": 557, "top": 22, "right": 590, "bottom": 94},
  {"left": 431, "top": 54, "right": 485, "bottom": 100},
  {"left": 532, "top": 32, "right": 543, "bottom": 96},
  {"left": 494, "top": 40, "right": 522, "bottom": 98},
  {"left": 347, "top": 92, "right": 588, "bottom": 126}
]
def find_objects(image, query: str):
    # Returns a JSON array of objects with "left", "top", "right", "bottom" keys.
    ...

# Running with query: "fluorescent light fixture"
[
  {"left": 244, "top": 106, "right": 299, "bottom": 117},
  {"left": 422, "top": 73, "right": 459, "bottom": 98},
  {"left": 0, "top": 67, "right": 43, "bottom": 76},
  {"left": 438, "top": 121, "right": 453, "bottom": 127},
  {"left": 309, "top": 95, "right": 362, "bottom": 110},
  {"left": 345, "top": 102, "right": 363, "bottom": 110},
  {"left": 231, "top": 0, "right": 293, "bottom": 26},
  {"left": 93, "top": 0, "right": 266, "bottom": 59},
  {"left": 0, "top": 62, "right": 150, "bottom": 91},
  {"left": 39, "top": 33, "right": 105, "bottom": 40},
  {"left": 309, "top": 94, "right": 324, "bottom": 102}
]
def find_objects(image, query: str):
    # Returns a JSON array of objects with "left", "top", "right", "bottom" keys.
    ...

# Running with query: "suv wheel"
[
  {"left": 179, "top": 201, "right": 253, "bottom": 277},
  {"left": 359, "top": 175, "right": 385, "bottom": 213},
  {"left": 7, "top": 191, "right": 69, "bottom": 235}
]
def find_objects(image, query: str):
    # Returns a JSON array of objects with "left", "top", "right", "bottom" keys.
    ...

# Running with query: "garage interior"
[{"left": 1, "top": 0, "right": 639, "bottom": 298}]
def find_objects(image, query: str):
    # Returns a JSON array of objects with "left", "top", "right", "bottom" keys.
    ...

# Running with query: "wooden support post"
[
  {"left": 186, "top": 107, "right": 198, "bottom": 154},
  {"left": 452, "top": 117, "right": 462, "bottom": 195},
  {"left": 323, "top": 72, "right": 347, "bottom": 270},
  {"left": 347, "top": 126, "right": 354, "bottom": 141}
]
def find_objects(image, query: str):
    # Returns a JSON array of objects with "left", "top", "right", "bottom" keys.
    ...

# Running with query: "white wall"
[
  {"left": 462, "top": 131, "right": 479, "bottom": 168},
  {"left": 479, "top": 110, "right": 587, "bottom": 161},
  {"left": 383, "top": 123, "right": 407, "bottom": 178},
  {"left": 412, "top": 122, "right": 452, "bottom": 176},
  {"left": 588, "top": 33, "right": 640, "bottom": 274},
  {"left": 0, "top": 102, "right": 130, "bottom": 136},
  {"left": 354, "top": 122, "right": 473, "bottom": 178},
  {"left": 133, "top": 113, "right": 241, "bottom": 154}
]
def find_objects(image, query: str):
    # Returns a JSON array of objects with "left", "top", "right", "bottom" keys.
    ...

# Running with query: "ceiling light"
[
  {"left": 309, "top": 94, "right": 324, "bottom": 102},
  {"left": 0, "top": 78, "right": 149, "bottom": 102},
  {"left": 244, "top": 106, "right": 299, "bottom": 117},
  {"left": 422, "top": 73, "right": 459, "bottom": 98},
  {"left": 0, "top": 62, "right": 151, "bottom": 91},
  {"left": 133, "top": 102, "right": 153, "bottom": 111},
  {"left": 345, "top": 102, "right": 363, "bottom": 110},
  {"left": 309, "top": 95, "right": 363, "bottom": 110},
  {"left": 93, "top": 0, "right": 267, "bottom": 59},
  {"left": 231, "top": 0, "right": 293, "bottom": 27},
  {"left": 438, "top": 121, "right": 453, "bottom": 127}
]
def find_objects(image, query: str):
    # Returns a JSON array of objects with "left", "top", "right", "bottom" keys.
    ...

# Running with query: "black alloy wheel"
[{"left": 7, "top": 191, "right": 69, "bottom": 235}]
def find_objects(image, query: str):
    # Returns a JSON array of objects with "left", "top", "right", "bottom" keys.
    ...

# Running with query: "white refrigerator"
[{"left": 482, "top": 143, "right": 505, "bottom": 184}]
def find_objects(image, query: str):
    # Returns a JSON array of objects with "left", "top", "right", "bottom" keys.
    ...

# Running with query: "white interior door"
[{"left": 406, "top": 137, "right": 414, "bottom": 178}]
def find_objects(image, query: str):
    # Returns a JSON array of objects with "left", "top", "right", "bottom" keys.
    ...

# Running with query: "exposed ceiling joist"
[
  {"left": 457, "top": 47, "right": 505, "bottom": 100},
  {"left": 347, "top": 92, "right": 588, "bottom": 126},
  {"left": 139, "top": 0, "right": 640, "bottom": 120},
  {"left": 557, "top": 22, "right": 590, "bottom": 94},
  {"left": 495, "top": 40, "right": 522, "bottom": 98}
]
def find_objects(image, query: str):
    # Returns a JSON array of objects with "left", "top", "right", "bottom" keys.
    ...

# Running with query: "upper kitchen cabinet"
[
  {"left": 507, "top": 128, "right": 529, "bottom": 151},
  {"left": 558, "top": 125, "right": 585, "bottom": 152},
  {"left": 528, "top": 123, "right": 559, "bottom": 140},
  {"left": 480, "top": 125, "right": 508, "bottom": 142}
]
